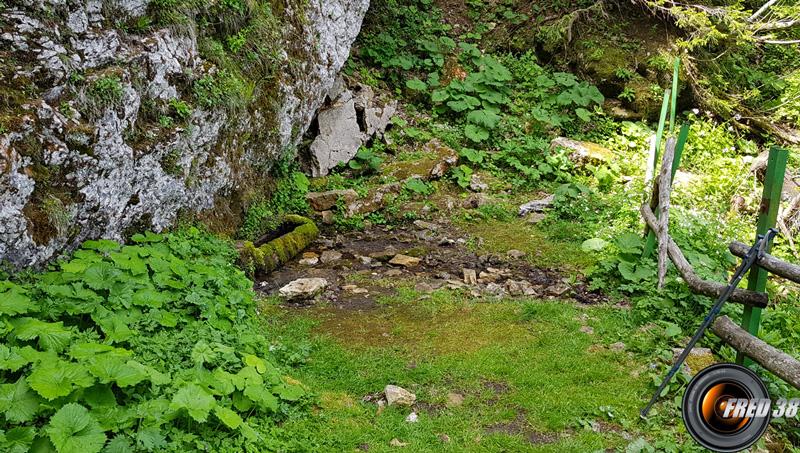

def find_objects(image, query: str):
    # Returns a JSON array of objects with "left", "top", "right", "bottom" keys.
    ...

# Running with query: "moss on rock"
[{"left": 238, "top": 214, "right": 319, "bottom": 276}]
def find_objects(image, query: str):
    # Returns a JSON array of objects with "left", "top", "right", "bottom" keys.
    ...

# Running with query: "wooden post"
[
  {"left": 737, "top": 146, "right": 788, "bottom": 365},
  {"left": 643, "top": 124, "right": 689, "bottom": 258}
]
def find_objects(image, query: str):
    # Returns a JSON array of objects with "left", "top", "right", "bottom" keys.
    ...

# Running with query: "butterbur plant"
[{"left": 0, "top": 228, "right": 308, "bottom": 452}]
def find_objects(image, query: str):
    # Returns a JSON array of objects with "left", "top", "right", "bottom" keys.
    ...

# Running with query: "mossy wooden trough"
[{"left": 238, "top": 215, "right": 319, "bottom": 276}]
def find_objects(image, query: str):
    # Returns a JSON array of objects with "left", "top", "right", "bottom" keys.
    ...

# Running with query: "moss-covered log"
[{"left": 238, "top": 215, "right": 319, "bottom": 276}]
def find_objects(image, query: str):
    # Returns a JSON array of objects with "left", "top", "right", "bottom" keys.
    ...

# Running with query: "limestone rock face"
[{"left": 0, "top": 0, "right": 369, "bottom": 267}]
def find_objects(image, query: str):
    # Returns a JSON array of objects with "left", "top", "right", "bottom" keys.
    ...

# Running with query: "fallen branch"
[
  {"left": 729, "top": 241, "right": 800, "bottom": 283},
  {"left": 711, "top": 315, "right": 800, "bottom": 389},
  {"left": 641, "top": 203, "right": 769, "bottom": 307}
]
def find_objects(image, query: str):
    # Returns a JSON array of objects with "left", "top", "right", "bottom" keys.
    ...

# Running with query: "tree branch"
[{"left": 712, "top": 316, "right": 800, "bottom": 389}]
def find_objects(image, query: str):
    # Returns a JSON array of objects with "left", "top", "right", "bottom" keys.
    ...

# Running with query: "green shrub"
[
  {"left": 0, "top": 228, "right": 308, "bottom": 452},
  {"left": 238, "top": 171, "right": 310, "bottom": 240}
]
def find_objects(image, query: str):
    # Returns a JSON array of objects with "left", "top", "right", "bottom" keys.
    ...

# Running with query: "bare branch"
[{"left": 749, "top": 0, "right": 779, "bottom": 22}]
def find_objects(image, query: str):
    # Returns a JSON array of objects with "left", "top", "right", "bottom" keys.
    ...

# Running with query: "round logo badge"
[{"left": 682, "top": 363, "right": 771, "bottom": 452}]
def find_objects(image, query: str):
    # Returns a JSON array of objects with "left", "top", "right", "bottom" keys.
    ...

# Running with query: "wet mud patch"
[{"left": 485, "top": 411, "right": 560, "bottom": 445}]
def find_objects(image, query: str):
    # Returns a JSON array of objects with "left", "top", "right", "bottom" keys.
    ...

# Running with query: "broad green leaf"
[
  {"left": 0, "top": 287, "right": 35, "bottom": 315},
  {"left": 273, "top": 383, "right": 305, "bottom": 401},
  {"left": 243, "top": 354, "right": 267, "bottom": 373},
  {"left": 13, "top": 318, "right": 72, "bottom": 352},
  {"left": 130, "top": 231, "right": 163, "bottom": 243},
  {"left": 102, "top": 436, "right": 134, "bottom": 453},
  {"left": 664, "top": 323, "right": 682, "bottom": 337},
  {"left": 191, "top": 341, "right": 216, "bottom": 365},
  {"left": 2, "top": 426, "right": 36, "bottom": 453},
  {"left": 83, "top": 262, "right": 121, "bottom": 290},
  {"left": 29, "top": 360, "right": 94, "bottom": 400},
  {"left": 466, "top": 109, "right": 501, "bottom": 129},
  {"left": 581, "top": 238, "right": 608, "bottom": 252},
  {"left": 87, "top": 357, "right": 148, "bottom": 387},
  {"left": 213, "top": 405, "right": 243, "bottom": 429},
  {"left": 95, "top": 314, "right": 134, "bottom": 344},
  {"left": 30, "top": 436, "right": 57, "bottom": 453},
  {"left": 464, "top": 124, "right": 489, "bottom": 142},
  {"left": 83, "top": 384, "right": 117, "bottom": 408},
  {"left": 170, "top": 384, "right": 216, "bottom": 422},
  {"left": 69, "top": 343, "right": 130, "bottom": 361},
  {"left": 0, "top": 377, "right": 42, "bottom": 422},
  {"left": 431, "top": 89, "right": 449, "bottom": 103},
  {"left": 134, "top": 427, "right": 166, "bottom": 451},
  {"left": 210, "top": 369, "right": 236, "bottom": 395},
  {"left": 243, "top": 385, "right": 278, "bottom": 412},
  {"left": 615, "top": 232, "right": 644, "bottom": 255},
  {"left": 0, "top": 345, "right": 31, "bottom": 371},
  {"left": 46, "top": 403, "right": 106, "bottom": 453},
  {"left": 131, "top": 288, "right": 166, "bottom": 308},
  {"left": 405, "top": 78, "right": 427, "bottom": 91},
  {"left": 575, "top": 108, "right": 592, "bottom": 121}
]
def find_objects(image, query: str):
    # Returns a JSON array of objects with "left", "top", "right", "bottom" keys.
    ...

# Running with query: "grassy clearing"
[
  {"left": 260, "top": 289, "right": 658, "bottom": 452},
  {"left": 462, "top": 217, "right": 595, "bottom": 274}
]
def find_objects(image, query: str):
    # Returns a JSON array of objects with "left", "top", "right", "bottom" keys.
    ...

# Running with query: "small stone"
[
  {"left": 519, "top": 194, "right": 554, "bottom": 216},
  {"left": 463, "top": 268, "right": 477, "bottom": 285},
  {"left": 462, "top": 193, "right": 490, "bottom": 209},
  {"left": 610, "top": 342, "right": 626, "bottom": 352},
  {"left": 302, "top": 252, "right": 319, "bottom": 259},
  {"left": 446, "top": 392, "right": 464, "bottom": 407},
  {"left": 320, "top": 250, "right": 343, "bottom": 264},
  {"left": 505, "top": 280, "right": 523, "bottom": 296},
  {"left": 307, "top": 189, "right": 358, "bottom": 211},
  {"left": 385, "top": 385, "right": 416, "bottom": 406},
  {"left": 389, "top": 439, "right": 408, "bottom": 448},
  {"left": 413, "top": 220, "right": 440, "bottom": 231},
  {"left": 405, "top": 412, "right": 418, "bottom": 423},
  {"left": 356, "top": 255, "right": 373, "bottom": 265},
  {"left": 389, "top": 254, "right": 421, "bottom": 267},
  {"left": 468, "top": 174, "right": 488, "bottom": 192},
  {"left": 369, "top": 248, "right": 397, "bottom": 261},
  {"left": 547, "top": 284, "right": 570, "bottom": 296},
  {"left": 580, "top": 325, "right": 594, "bottom": 334},
  {"left": 446, "top": 279, "right": 467, "bottom": 289},
  {"left": 385, "top": 269, "right": 403, "bottom": 277},
  {"left": 507, "top": 249, "right": 526, "bottom": 259},
  {"left": 278, "top": 278, "right": 328, "bottom": 301},
  {"left": 298, "top": 257, "right": 319, "bottom": 266},
  {"left": 485, "top": 282, "right": 505, "bottom": 295},
  {"left": 321, "top": 210, "right": 335, "bottom": 225}
]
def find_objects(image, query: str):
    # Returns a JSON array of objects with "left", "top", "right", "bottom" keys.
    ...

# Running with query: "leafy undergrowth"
[
  {"left": 260, "top": 291, "right": 700, "bottom": 452},
  {"left": 0, "top": 229, "right": 308, "bottom": 452}
]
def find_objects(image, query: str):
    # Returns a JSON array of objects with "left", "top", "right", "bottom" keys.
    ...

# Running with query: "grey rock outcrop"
[
  {"left": 307, "top": 82, "right": 398, "bottom": 176},
  {"left": 0, "top": 0, "right": 369, "bottom": 267}
]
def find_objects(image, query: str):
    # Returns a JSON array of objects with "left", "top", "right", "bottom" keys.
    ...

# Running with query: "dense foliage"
[{"left": 0, "top": 229, "right": 307, "bottom": 452}]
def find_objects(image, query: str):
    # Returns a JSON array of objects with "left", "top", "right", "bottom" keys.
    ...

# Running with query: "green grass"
[
  {"left": 260, "top": 291, "right": 659, "bottom": 452},
  {"left": 462, "top": 217, "right": 596, "bottom": 274}
]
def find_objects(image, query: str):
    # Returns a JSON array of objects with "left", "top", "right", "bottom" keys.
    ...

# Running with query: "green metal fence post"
[{"left": 737, "top": 146, "right": 788, "bottom": 365}]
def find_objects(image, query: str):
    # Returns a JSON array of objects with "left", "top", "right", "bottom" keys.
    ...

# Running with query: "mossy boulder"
[{"left": 238, "top": 215, "right": 319, "bottom": 276}]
